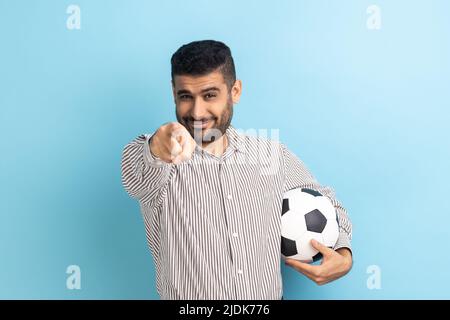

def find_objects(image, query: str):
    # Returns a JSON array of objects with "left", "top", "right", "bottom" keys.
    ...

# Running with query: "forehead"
[{"left": 173, "top": 71, "right": 226, "bottom": 92}]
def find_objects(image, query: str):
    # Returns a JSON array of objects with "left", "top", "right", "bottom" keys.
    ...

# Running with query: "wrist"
[{"left": 336, "top": 248, "right": 353, "bottom": 268}]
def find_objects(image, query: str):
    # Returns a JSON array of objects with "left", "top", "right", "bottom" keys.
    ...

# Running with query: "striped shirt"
[{"left": 121, "top": 125, "right": 352, "bottom": 300}]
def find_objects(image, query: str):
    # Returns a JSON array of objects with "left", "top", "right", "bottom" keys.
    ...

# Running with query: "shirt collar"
[
  {"left": 193, "top": 124, "right": 247, "bottom": 157},
  {"left": 225, "top": 124, "right": 247, "bottom": 154}
]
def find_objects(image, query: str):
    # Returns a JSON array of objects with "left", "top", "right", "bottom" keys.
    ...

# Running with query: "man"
[{"left": 121, "top": 40, "right": 352, "bottom": 300}]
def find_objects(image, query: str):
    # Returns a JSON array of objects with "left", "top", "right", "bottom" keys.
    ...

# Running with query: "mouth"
[{"left": 188, "top": 119, "right": 215, "bottom": 130}]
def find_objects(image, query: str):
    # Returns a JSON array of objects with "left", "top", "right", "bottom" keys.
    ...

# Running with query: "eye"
[
  {"left": 179, "top": 95, "right": 192, "bottom": 100},
  {"left": 204, "top": 93, "right": 217, "bottom": 99}
]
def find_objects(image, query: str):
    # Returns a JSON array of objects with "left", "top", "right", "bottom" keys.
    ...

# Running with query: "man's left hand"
[{"left": 285, "top": 239, "right": 353, "bottom": 286}]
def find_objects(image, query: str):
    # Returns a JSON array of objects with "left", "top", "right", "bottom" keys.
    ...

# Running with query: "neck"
[{"left": 202, "top": 134, "right": 228, "bottom": 157}]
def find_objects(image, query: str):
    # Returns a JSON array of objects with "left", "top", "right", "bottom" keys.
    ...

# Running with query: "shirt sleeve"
[
  {"left": 121, "top": 133, "right": 174, "bottom": 207},
  {"left": 281, "top": 143, "right": 352, "bottom": 252}
]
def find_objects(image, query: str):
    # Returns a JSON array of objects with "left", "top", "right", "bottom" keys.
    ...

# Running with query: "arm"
[
  {"left": 281, "top": 143, "right": 353, "bottom": 284},
  {"left": 281, "top": 143, "right": 352, "bottom": 251},
  {"left": 121, "top": 133, "right": 174, "bottom": 207}
]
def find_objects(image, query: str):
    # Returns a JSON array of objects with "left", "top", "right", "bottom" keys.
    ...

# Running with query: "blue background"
[{"left": 1, "top": 0, "right": 449, "bottom": 299}]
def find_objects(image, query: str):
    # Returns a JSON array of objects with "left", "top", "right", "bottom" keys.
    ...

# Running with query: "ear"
[{"left": 231, "top": 79, "right": 242, "bottom": 104}]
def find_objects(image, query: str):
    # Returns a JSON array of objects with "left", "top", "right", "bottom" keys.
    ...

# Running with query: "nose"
[{"left": 190, "top": 97, "right": 208, "bottom": 120}]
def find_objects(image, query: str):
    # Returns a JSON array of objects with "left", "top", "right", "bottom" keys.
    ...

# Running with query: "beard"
[{"left": 176, "top": 95, "right": 233, "bottom": 145}]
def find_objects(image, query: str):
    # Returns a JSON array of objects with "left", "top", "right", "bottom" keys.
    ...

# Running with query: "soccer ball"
[{"left": 281, "top": 188, "right": 339, "bottom": 262}]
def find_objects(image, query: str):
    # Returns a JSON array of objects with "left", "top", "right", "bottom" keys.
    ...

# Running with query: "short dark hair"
[{"left": 171, "top": 40, "right": 236, "bottom": 90}]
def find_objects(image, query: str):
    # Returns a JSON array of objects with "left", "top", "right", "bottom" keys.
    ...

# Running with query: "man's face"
[{"left": 173, "top": 70, "right": 241, "bottom": 145}]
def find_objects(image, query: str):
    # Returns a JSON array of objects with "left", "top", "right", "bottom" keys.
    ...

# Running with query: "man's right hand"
[{"left": 149, "top": 122, "right": 196, "bottom": 165}]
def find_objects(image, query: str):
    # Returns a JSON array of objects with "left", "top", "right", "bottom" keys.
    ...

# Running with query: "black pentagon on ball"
[
  {"left": 281, "top": 236, "right": 297, "bottom": 256},
  {"left": 281, "top": 198, "right": 289, "bottom": 216},
  {"left": 312, "top": 247, "right": 333, "bottom": 262},
  {"left": 301, "top": 188, "right": 323, "bottom": 197},
  {"left": 304, "top": 209, "right": 327, "bottom": 233},
  {"left": 312, "top": 252, "right": 323, "bottom": 262}
]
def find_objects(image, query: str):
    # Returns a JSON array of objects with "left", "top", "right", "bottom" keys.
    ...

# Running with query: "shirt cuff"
[{"left": 333, "top": 232, "right": 352, "bottom": 253}]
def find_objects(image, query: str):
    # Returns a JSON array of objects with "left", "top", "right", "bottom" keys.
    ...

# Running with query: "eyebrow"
[{"left": 176, "top": 86, "right": 221, "bottom": 96}]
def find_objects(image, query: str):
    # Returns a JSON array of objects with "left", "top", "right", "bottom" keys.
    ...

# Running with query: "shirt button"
[
  {"left": 237, "top": 269, "right": 243, "bottom": 275},
  {"left": 227, "top": 194, "right": 232, "bottom": 200},
  {"left": 232, "top": 232, "right": 238, "bottom": 238}
]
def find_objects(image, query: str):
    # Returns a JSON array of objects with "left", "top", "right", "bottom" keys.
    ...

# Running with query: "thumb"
[
  {"left": 169, "top": 137, "right": 183, "bottom": 159},
  {"left": 311, "top": 239, "right": 332, "bottom": 256},
  {"left": 177, "top": 134, "right": 196, "bottom": 162}
]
